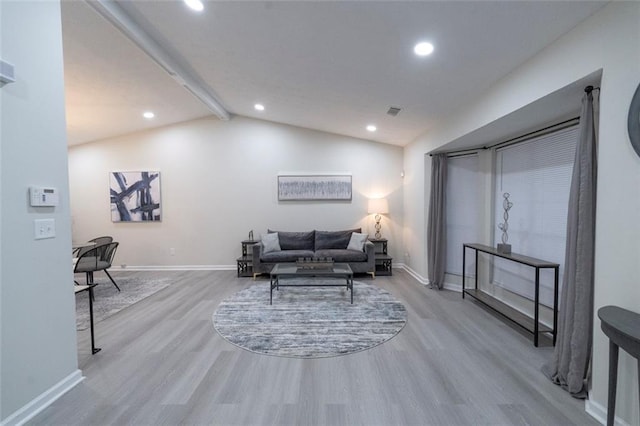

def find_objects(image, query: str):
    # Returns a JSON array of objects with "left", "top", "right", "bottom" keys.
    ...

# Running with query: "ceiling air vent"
[{"left": 387, "top": 106, "right": 402, "bottom": 117}]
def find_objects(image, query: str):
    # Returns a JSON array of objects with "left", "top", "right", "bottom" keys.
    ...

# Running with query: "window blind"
[
  {"left": 445, "top": 154, "right": 482, "bottom": 276},
  {"left": 492, "top": 125, "right": 578, "bottom": 307}
]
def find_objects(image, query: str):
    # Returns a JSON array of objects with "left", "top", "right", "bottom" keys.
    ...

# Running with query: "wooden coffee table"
[{"left": 269, "top": 263, "right": 354, "bottom": 304}]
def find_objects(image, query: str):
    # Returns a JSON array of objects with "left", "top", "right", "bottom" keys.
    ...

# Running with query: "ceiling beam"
[{"left": 85, "top": 0, "right": 230, "bottom": 121}]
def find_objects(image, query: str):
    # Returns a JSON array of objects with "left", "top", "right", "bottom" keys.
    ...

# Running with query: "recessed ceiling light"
[
  {"left": 254, "top": 103, "right": 265, "bottom": 111},
  {"left": 414, "top": 42, "right": 434, "bottom": 57},
  {"left": 184, "top": 0, "right": 204, "bottom": 12},
  {"left": 366, "top": 125, "right": 377, "bottom": 132},
  {"left": 143, "top": 111, "right": 155, "bottom": 119}
]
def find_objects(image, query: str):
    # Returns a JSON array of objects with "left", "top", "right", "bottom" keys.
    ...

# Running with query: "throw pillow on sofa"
[
  {"left": 262, "top": 232, "right": 281, "bottom": 253},
  {"left": 347, "top": 232, "right": 369, "bottom": 251}
]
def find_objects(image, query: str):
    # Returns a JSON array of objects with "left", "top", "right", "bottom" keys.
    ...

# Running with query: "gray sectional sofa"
[{"left": 252, "top": 229, "right": 376, "bottom": 277}]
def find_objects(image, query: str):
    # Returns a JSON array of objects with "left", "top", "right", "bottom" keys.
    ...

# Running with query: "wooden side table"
[
  {"left": 597, "top": 305, "right": 640, "bottom": 426},
  {"left": 237, "top": 240, "right": 257, "bottom": 277},
  {"left": 369, "top": 238, "right": 392, "bottom": 276}
]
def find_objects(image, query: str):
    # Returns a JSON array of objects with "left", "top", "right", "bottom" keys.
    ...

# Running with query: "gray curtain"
[
  {"left": 427, "top": 154, "right": 447, "bottom": 289},
  {"left": 542, "top": 89, "right": 598, "bottom": 398}
]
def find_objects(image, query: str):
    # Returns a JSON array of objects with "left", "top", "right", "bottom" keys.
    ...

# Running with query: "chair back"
[
  {"left": 74, "top": 241, "right": 117, "bottom": 273},
  {"left": 75, "top": 236, "right": 113, "bottom": 258},
  {"left": 74, "top": 242, "right": 108, "bottom": 273},
  {"left": 101, "top": 242, "right": 119, "bottom": 268},
  {"left": 90, "top": 236, "right": 113, "bottom": 245}
]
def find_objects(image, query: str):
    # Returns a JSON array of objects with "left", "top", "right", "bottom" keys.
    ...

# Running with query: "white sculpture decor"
[{"left": 497, "top": 192, "right": 513, "bottom": 254}]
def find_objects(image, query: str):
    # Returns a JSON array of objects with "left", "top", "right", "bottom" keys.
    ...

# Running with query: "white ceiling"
[{"left": 61, "top": 0, "right": 608, "bottom": 147}]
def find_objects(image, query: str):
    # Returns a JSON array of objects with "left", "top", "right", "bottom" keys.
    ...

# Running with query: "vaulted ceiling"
[{"left": 62, "top": 1, "right": 607, "bottom": 147}]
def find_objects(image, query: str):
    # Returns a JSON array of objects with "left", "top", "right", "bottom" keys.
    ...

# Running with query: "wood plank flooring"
[{"left": 30, "top": 270, "right": 598, "bottom": 425}]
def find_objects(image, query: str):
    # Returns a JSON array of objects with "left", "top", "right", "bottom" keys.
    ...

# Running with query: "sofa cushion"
[
  {"left": 314, "top": 228, "right": 361, "bottom": 250},
  {"left": 347, "top": 232, "right": 369, "bottom": 251},
  {"left": 268, "top": 230, "right": 315, "bottom": 251},
  {"left": 261, "top": 232, "right": 281, "bottom": 253},
  {"left": 261, "top": 249, "right": 315, "bottom": 263},
  {"left": 315, "top": 249, "right": 368, "bottom": 262}
]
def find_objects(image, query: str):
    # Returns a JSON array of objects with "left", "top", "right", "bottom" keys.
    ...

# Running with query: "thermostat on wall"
[{"left": 30, "top": 186, "right": 59, "bottom": 207}]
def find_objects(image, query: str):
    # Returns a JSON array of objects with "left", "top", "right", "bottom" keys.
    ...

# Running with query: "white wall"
[
  {"left": 0, "top": 1, "right": 81, "bottom": 424},
  {"left": 403, "top": 2, "right": 640, "bottom": 424},
  {"left": 68, "top": 116, "right": 404, "bottom": 268}
]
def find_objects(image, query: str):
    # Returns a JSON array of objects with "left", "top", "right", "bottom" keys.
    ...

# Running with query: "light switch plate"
[{"left": 34, "top": 218, "right": 55, "bottom": 240}]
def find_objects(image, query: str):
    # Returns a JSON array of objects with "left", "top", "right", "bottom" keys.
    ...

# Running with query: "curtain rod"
[
  {"left": 484, "top": 116, "right": 580, "bottom": 151},
  {"left": 429, "top": 115, "right": 581, "bottom": 157},
  {"left": 428, "top": 148, "right": 480, "bottom": 158},
  {"left": 429, "top": 85, "right": 597, "bottom": 157}
]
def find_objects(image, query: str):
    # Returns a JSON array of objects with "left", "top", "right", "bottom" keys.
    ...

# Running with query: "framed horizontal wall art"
[
  {"left": 278, "top": 174, "right": 352, "bottom": 201},
  {"left": 110, "top": 171, "right": 161, "bottom": 222}
]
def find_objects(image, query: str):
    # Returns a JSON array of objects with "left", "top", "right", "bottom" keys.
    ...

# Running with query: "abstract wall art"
[
  {"left": 110, "top": 171, "right": 161, "bottom": 222},
  {"left": 277, "top": 174, "right": 352, "bottom": 201}
]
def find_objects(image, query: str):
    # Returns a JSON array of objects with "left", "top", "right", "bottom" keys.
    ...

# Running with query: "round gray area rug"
[{"left": 213, "top": 279, "right": 407, "bottom": 358}]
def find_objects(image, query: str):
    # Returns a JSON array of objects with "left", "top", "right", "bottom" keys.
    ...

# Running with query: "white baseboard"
[
  {"left": 114, "top": 263, "right": 456, "bottom": 294},
  {"left": 442, "top": 282, "right": 462, "bottom": 292},
  {"left": 586, "top": 396, "right": 631, "bottom": 426},
  {"left": 397, "top": 264, "right": 429, "bottom": 286},
  {"left": 397, "top": 264, "right": 462, "bottom": 293},
  {"left": 117, "top": 264, "right": 236, "bottom": 271},
  {"left": 1, "top": 370, "right": 84, "bottom": 426}
]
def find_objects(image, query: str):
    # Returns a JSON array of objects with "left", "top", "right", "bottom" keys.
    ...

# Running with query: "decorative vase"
[{"left": 497, "top": 192, "right": 513, "bottom": 254}]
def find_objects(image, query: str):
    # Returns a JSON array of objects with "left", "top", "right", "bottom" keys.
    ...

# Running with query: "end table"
[
  {"left": 369, "top": 238, "right": 392, "bottom": 276},
  {"left": 237, "top": 239, "right": 257, "bottom": 277}
]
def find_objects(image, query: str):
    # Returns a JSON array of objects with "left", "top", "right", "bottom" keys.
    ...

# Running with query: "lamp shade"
[{"left": 368, "top": 198, "right": 389, "bottom": 214}]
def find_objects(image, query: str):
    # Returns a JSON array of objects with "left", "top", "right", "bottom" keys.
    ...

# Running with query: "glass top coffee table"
[{"left": 269, "top": 263, "right": 354, "bottom": 304}]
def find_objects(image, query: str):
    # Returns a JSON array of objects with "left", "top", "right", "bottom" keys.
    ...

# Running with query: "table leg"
[
  {"left": 270, "top": 276, "right": 274, "bottom": 305},
  {"left": 88, "top": 286, "right": 101, "bottom": 354},
  {"left": 462, "top": 245, "right": 466, "bottom": 299},
  {"left": 474, "top": 249, "right": 478, "bottom": 291},
  {"left": 534, "top": 267, "right": 540, "bottom": 347},
  {"left": 553, "top": 266, "right": 559, "bottom": 346},
  {"left": 350, "top": 276, "right": 354, "bottom": 304},
  {"left": 607, "top": 341, "right": 619, "bottom": 426}
]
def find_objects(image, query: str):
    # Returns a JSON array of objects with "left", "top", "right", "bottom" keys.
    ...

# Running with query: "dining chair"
[
  {"left": 74, "top": 236, "right": 113, "bottom": 258},
  {"left": 99, "top": 241, "right": 120, "bottom": 291},
  {"left": 74, "top": 241, "right": 120, "bottom": 291}
]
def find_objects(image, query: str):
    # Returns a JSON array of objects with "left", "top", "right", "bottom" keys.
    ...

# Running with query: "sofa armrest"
[
  {"left": 364, "top": 241, "right": 375, "bottom": 261},
  {"left": 251, "top": 241, "right": 270, "bottom": 276},
  {"left": 362, "top": 241, "right": 376, "bottom": 273},
  {"left": 252, "top": 241, "right": 264, "bottom": 260}
]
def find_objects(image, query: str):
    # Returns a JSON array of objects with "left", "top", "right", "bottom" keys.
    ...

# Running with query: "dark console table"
[
  {"left": 597, "top": 305, "right": 640, "bottom": 426},
  {"left": 462, "top": 243, "right": 559, "bottom": 347}
]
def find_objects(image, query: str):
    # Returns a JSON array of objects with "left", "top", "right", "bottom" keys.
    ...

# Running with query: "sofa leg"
[
  {"left": 368, "top": 271, "right": 376, "bottom": 279},
  {"left": 253, "top": 272, "right": 261, "bottom": 280}
]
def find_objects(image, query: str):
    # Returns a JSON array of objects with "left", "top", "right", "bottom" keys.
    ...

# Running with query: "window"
[
  {"left": 492, "top": 125, "right": 578, "bottom": 306},
  {"left": 445, "top": 154, "right": 482, "bottom": 276}
]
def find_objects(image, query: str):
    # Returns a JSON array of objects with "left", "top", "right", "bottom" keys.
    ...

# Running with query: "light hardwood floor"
[{"left": 30, "top": 270, "right": 598, "bottom": 425}]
